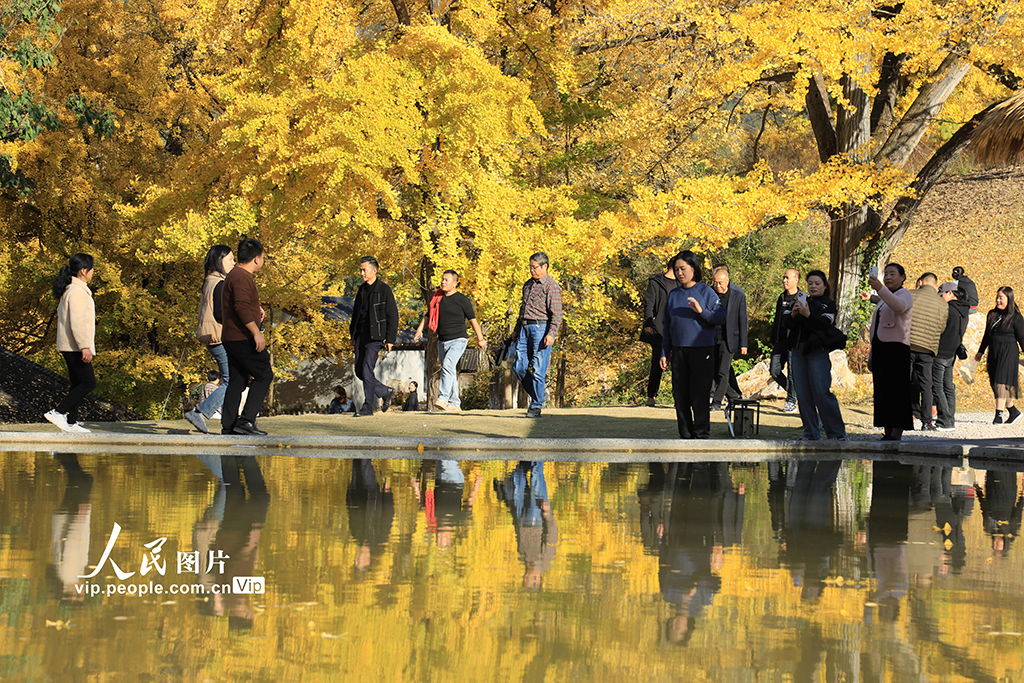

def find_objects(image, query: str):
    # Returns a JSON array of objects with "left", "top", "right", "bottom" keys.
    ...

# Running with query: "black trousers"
[
  {"left": 670, "top": 346, "right": 716, "bottom": 439},
  {"left": 910, "top": 350, "right": 935, "bottom": 424},
  {"left": 932, "top": 356, "right": 956, "bottom": 427},
  {"left": 711, "top": 340, "right": 742, "bottom": 406},
  {"left": 221, "top": 339, "right": 274, "bottom": 433},
  {"left": 769, "top": 348, "right": 796, "bottom": 401},
  {"left": 354, "top": 336, "right": 390, "bottom": 409},
  {"left": 647, "top": 341, "right": 665, "bottom": 398},
  {"left": 57, "top": 351, "right": 96, "bottom": 425}
]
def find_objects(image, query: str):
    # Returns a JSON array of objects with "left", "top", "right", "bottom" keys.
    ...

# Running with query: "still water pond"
[{"left": 1, "top": 452, "right": 1022, "bottom": 682}]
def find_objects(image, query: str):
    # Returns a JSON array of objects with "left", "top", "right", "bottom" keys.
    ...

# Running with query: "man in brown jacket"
[
  {"left": 909, "top": 272, "right": 948, "bottom": 430},
  {"left": 220, "top": 238, "right": 273, "bottom": 436}
]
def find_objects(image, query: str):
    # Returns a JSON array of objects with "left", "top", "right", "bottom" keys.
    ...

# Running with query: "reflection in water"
[
  {"left": 976, "top": 470, "right": 1024, "bottom": 557},
  {"left": 413, "top": 460, "right": 483, "bottom": 549},
  {"left": 658, "top": 462, "right": 744, "bottom": 645},
  {"left": 346, "top": 459, "right": 393, "bottom": 572},
  {"left": 194, "top": 455, "right": 269, "bottom": 630},
  {"left": 6, "top": 454, "right": 1024, "bottom": 682},
  {"left": 48, "top": 453, "right": 93, "bottom": 602},
  {"left": 495, "top": 461, "right": 558, "bottom": 591},
  {"left": 779, "top": 460, "right": 843, "bottom": 603}
]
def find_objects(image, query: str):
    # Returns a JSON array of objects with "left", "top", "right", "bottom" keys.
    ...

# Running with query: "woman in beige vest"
[
  {"left": 45, "top": 253, "right": 97, "bottom": 433},
  {"left": 184, "top": 245, "right": 235, "bottom": 433}
]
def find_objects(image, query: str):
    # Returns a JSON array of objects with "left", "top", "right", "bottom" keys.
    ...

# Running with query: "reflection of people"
[
  {"left": 496, "top": 461, "right": 558, "bottom": 590},
  {"left": 975, "top": 470, "right": 1023, "bottom": 557},
  {"left": 47, "top": 453, "right": 93, "bottom": 601},
  {"left": 346, "top": 459, "right": 394, "bottom": 571},
  {"left": 638, "top": 463, "right": 669, "bottom": 554},
  {"left": 866, "top": 462, "right": 913, "bottom": 622},
  {"left": 194, "top": 455, "right": 270, "bottom": 630},
  {"left": 413, "top": 460, "right": 483, "bottom": 548},
  {"left": 779, "top": 460, "right": 843, "bottom": 602},
  {"left": 658, "top": 462, "right": 744, "bottom": 645}
]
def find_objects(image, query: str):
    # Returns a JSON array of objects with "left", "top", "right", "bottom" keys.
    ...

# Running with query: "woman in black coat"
[{"left": 975, "top": 286, "right": 1024, "bottom": 424}]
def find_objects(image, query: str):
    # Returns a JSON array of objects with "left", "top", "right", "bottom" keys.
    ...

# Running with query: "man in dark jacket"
[
  {"left": 770, "top": 269, "right": 801, "bottom": 413},
  {"left": 349, "top": 256, "right": 400, "bottom": 416},
  {"left": 709, "top": 265, "right": 748, "bottom": 409},
  {"left": 641, "top": 257, "right": 678, "bottom": 406},
  {"left": 933, "top": 283, "right": 971, "bottom": 430},
  {"left": 951, "top": 266, "right": 979, "bottom": 314},
  {"left": 909, "top": 272, "right": 948, "bottom": 430}
]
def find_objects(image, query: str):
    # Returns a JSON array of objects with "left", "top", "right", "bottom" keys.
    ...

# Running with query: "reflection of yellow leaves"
[
  {"left": 944, "top": 539, "right": 954, "bottom": 550},
  {"left": 45, "top": 620, "right": 71, "bottom": 630}
]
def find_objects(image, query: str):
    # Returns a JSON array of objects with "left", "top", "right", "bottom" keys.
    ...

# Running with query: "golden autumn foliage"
[{"left": 2, "top": 0, "right": 1023, "bottom": 413}]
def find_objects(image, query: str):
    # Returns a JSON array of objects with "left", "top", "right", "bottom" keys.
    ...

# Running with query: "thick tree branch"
[
  {"left": 574, "top": 25, "right": 698, "bottom": 55},
  {"left": 805, "top": 72, "right": 836, "bottom": 162}
]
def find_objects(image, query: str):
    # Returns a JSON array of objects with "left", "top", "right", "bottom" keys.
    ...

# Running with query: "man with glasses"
[{"left": 512, "top": 252, "right": 563, "bottom": 417}]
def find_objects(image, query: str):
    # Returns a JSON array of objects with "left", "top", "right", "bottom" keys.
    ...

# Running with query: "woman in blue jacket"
[{"left": 660, "top": 251, "right": 727, "bottom": 438}]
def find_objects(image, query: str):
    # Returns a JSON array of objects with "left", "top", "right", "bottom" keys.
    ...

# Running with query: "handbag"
[
  {"left": 811, "top": 326, "right": 847, "bottom": 352},
  {"left": 639, "top": 328, "right": 660, "bottom": 344}
]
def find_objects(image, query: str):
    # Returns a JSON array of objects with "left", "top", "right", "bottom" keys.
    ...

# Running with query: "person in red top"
[{"left": 220, "top": 238, "right": 273, "bottom": 436}]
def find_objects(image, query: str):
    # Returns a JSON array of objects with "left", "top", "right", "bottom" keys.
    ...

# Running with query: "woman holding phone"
[{"left": 866, "top": 263, "right": 914, "bottom": 440}]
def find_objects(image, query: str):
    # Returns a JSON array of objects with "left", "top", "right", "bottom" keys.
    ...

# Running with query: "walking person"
[
  {"left": 641, "top": 258, "right": 678, "bottom": 406},
  {"left": 782, "top": 270, "right": 847, "bottom": 441},
  {"left": 933, "top": 283, "right": 970, "bottom": 430},
  {"left": 659, "top": 251, "right": 726, "bottom": 439},
  {"left": 220, "top": 238, "right": 274, "bottom": 435},
  {"left": 512, "top": 252, "right": 562, "bottom": 418},
  {"left": 709, "top": 265, "right": 748, "bottom": 409},
  {"left": 908, "top": 273, "right": 947, "bottom": 430},
  {"left": 770, "top": 269, "right": 801, "bottom": 413},
  {"left": 185, "top": 244, "right": 234, "bottom": 433},
  {"left": 866, "top": 263, "right": 914, "bottom": 441},
  {"left": 413, "top": 269, "right": 487, "bottom": 412},
  {"left": 974, "top": 286, "right": 1024, "bottom": 424},
  {"left": 45, "top": 253, "right": 98, "bottom": 433},
  {"left": 350, "top": 256, "right": 400, "bottom": 417}
]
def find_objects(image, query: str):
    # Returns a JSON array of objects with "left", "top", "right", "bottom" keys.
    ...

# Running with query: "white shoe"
[
  {"left": 184, "top": 409, "right": 210, "bottom": 434},
  {"left": 67, "top": 422, "right": 91, "bottom": 434},
  {"left": 211, "top": 411, "right": 222, "bottom": 420},
  {"left": 44, "top": 409, "right": 72, "bottom": 432}
]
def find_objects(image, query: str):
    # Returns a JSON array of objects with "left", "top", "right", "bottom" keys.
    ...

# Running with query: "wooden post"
[{"left": 555, "top": 353, "right": 566, "bottom": 408}]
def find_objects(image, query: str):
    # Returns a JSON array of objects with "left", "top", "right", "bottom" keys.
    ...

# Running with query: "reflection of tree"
[
  {"left": 47, "top": 453, "right": 93, "bottom": 602},
  {"left": 346, "top": 459, "right": 394, "bottom": 572},
  {"left": 495, "top": 461, "right": 557, "bottom": 591},
  {"left": 658, "top": 462, "right": 744, "bottom": 645},
  {"left": 975, "top": 470, "right": 1023, "bottom": 557},
  {"left": 194, "top": 455, "right": 269, "bottom": 630}
]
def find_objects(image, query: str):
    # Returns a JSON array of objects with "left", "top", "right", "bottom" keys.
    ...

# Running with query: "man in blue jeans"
[{"left": 512, "top": 252, "right": 563, "bottom": 418}]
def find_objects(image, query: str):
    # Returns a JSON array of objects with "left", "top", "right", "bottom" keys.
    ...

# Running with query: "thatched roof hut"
[{"left": 972, "top": 90, "right": 1024, "bottom": 166}]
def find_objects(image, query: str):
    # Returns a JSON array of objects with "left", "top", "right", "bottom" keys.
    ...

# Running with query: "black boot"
[
  {"left": 994, "top": 410, "right": 1004, "bottom": 425},
  {"left": 1007, "top": 406, "right": 1021, "bottom": 424}
]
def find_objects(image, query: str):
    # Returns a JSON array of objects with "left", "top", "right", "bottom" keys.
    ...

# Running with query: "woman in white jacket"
[{"left": 45, "top": 253, "right": 97, "bottom": 433}]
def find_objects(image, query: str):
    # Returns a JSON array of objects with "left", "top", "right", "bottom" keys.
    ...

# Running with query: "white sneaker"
[
  {"left": 433, "top": 398, "right": 449, "bottom": 411},
  {"left": 44, "top": 410, "right": 72, "bottom": 432},
  {"left": 444, "top": 403, "right": 462, "bottom": 412},
  {"left": 184, "top": 409, "right": 210, "bottom": 434},
  {"left": 67, "top": 422, "right": 91, "bottom": 434},
  {"left": 211, "top": 411, "right": 222, "bottom": 420}
]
